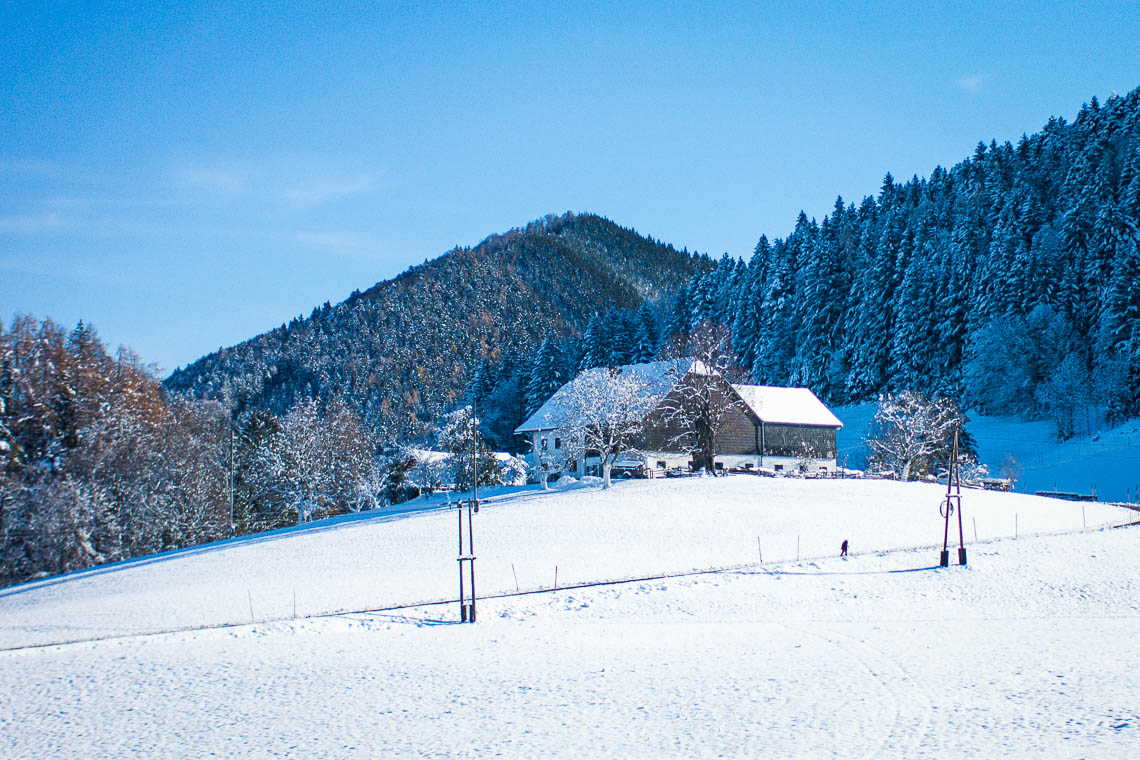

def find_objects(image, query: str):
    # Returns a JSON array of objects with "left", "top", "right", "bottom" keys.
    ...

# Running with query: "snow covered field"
[{"left": 1, "top": 476, "right": 1137, "bottom": 757}]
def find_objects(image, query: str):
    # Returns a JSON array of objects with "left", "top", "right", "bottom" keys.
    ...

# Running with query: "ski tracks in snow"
[{"left": 787, "top": 622, "right": 934, "bottom": 758}]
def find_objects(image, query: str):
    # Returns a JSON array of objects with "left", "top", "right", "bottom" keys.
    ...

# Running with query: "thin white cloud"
[
  {"left": 956, "top": 74, "right": 988, "bottom": 94},
  {"left": 44, "top": 196, "right": 180, "bottom": 210},
  {"left": 175, "top": 166, "right": 249, "bottom": 198},
  {"left": 294, "top": 230, "right": 367, "bottom": 248},
  {"left": 0, "top": 257, "right": 128, "bottom": 284},
  {"left": 172, "top": 160, "right": 388, "bottom": 208},
  {"left": 0, "top": 212, "right": 72, "bottom": 234},
  {"left": 291, "top": 230, "right": 391, "bottom": 261},
  {"left": 0, "top": 159, "right": 61, "bottom": 176},
  {"left": 280, "top": 172, "right": 380, "bottom": 206}
]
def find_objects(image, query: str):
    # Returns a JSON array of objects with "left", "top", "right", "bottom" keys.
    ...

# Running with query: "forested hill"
[
  {"left": 165, "top": 213, "right": 706, "bottom": 440},
  {"left": 671, "top": 88, "right": 1140, "bottom": 439}
]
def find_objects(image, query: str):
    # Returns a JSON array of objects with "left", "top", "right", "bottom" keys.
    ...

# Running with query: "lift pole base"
[{"left": 939, "top": 550, "right": 950, "bottom": 567}]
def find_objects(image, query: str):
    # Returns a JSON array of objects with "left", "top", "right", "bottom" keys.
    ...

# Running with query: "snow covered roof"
[
  {"left": 408, "top": 448, "right": 450, "bottom": 464},
  {"left": 731, "top": 385, "right": 843, "bottom": 429},
  {"left": 515, "top": 358, "right": 694, "bottom": 433},
  {"left": 411, "top": 448, "right": 520, "bottom": 463}
]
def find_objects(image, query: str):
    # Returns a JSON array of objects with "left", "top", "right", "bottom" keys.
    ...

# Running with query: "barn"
[{"left": 720, "top": 384, "right": 844, "bottom": 473}]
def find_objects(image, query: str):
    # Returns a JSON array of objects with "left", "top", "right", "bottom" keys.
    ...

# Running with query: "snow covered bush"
[
  {"left": 404, "top": 450, "right": 450, "bottom": 497},
  {"left": 497, "top": 454, "right": 528, "bottom": 487},
  {"left": 865, "top": 391, "right": 970, "bottom": 482},
  {"left": 436, "top": 406, "right": 501, "bottom": 491},
  {"left": 250, "top": 397, "right": 373, "bottom": 525},
  {"left": 527, "top": 440, "right": 565, "bottom": 490}
]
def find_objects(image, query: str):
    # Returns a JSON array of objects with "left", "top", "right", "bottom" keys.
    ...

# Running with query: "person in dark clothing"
[{"left": 840, "top": 539, "right": 848, "bottom": 557}]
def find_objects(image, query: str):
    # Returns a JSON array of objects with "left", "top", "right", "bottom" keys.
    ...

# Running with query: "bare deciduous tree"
[
  {"left": 254, "top": 397, "right": 373, "bottom": 524},
  {"left": 526, "top": 436, "right": 565, "bottom": 491},
  {"left": 657, "top": 322, "right": 748, "bottom": 473}
]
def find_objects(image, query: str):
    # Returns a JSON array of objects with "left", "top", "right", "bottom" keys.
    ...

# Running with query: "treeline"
[
  {"left": 472, "top": 90, "right": 1140, "bottom": 444},
  {"left": 0, "top": 316, "right": 388, "bottom": 587},
  {"left": 671, "top": 89, "right": 1140, "bottom": 438}
]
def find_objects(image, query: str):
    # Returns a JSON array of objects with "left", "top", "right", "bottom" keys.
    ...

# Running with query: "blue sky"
[{"left": 2, "top": 1, "right": 1138, "bottom": 373}]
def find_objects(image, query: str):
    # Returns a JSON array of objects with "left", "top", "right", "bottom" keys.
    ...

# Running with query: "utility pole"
[
  {"left": 229, "top": 425, "right": 235, "bottom": 537},
  {"left": 940, "top": 430, "right": 967, "bottom": 567},
  {"left": 473, "top": 394, "right": 478, "bottom": 510},
  {"left": 457, "top": 398, "right": 479, "bottom": 622}
]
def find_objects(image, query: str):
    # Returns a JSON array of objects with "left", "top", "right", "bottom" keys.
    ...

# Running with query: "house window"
[
  {"left": 714, "top": 461, "right": 724, "bottom": 470},
  {"left": 541, "top": 438, "right": 548, "bottom": 450},
  {"left": 774, "top": 464, "right": 784, "bottom": 472},
  {"left": 656, "top": 460, "right": 667, "bottom": 469},
  {"left": 554, "top": 437, "right": 562, "bottom": 449}
]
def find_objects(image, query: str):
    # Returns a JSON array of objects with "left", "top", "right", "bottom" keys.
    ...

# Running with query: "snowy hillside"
[
  {"left": 838, "top": 402, "right": 1140, "bottom": 504},
  {"left": 1, "top": 476, "right": 1137, "bottom": 757},
  {"left": 1, "top": 476, "right": 1128, "bottom": 650}
]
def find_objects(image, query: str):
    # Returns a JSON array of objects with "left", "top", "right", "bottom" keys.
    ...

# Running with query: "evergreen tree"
[
  {"left": 608, "top": 310, "right": 635, "bottom": 366},
  {"left": 688, "top": 270, "right": 717, "bottom": 329},
  {"left": 665, "top": 282, "right": 692, "bottom": 340},
  {"left": 578, "top": 315, "right": 609, "bottom": 370},
  {"left": 637, "top": 303, "right": 660, "bottom": 351},
  {"left": 731, "top": 237, "right": 768, "bottom": 375},
  {"left": 889, "top": 235, "right": 938, "bottom": 392},
  {"left": 1104, "top": 240, "right": 1140, "bottom": 353},
  {"left": 525, "top": 336, "right": 564, "bottom": 416},
  {"left": 465, "top": 359, "right": 494, "bottom": 404},
  {"left": 630, "top": 304, "right": 659, "bottom": 364}
]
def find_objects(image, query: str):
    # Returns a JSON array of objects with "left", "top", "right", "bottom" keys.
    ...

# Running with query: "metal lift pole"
[
  {"left": 955, "top": 431, "right": 967, "bottom": 565},
  {"left": 454, "top": 398, "right": 479, "bottom": 623},
  {"left": 470, "top": 396, "right": 478, "bottom": 622},
  {"left": 467, "top": 500, "right": 476, "bottom": 622},
  {"left": 458, "top": 500, "right": 467, "bottom": 622},
  {"left": 940, "top": 430, "right": 967, "bottom": 567},
  {"left": 229, "top": 426, "right": 235, "bottom": 537}
]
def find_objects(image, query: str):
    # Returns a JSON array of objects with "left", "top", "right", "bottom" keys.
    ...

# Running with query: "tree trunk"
[
  {"left": 696, "top": 417, "right": 716, "bottom": 474},
  {"left": 602, "top": 461, "right": 612, "bottom": 489},
  {"left": 697, "top": 450, "right": 715, "bottom": 474}
]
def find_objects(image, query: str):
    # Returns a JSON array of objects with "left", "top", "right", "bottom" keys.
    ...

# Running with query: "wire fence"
[{"left": 3, "top": 515, "right": 1135, "bottom": 654}]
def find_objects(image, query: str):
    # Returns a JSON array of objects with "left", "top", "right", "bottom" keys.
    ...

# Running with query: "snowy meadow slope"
[
  {"left": 0, "top": 476, "right": 1128, "bottom": 650},
  {"left": 1, "top": 476, "right": 1137, "bottom": 758}
]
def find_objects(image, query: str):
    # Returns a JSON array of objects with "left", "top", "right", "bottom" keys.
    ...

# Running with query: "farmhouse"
[{"left": 515, "top": 359, "right": 843, "bottom": 477}]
